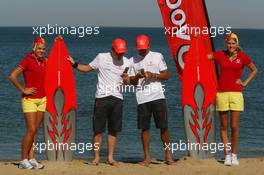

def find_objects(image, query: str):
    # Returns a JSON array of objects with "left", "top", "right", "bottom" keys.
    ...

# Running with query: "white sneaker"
[
  {"left": 29, "top": 158, "right": 44, "bottom": 169},
  {"left": 231, "top": 154, "right": 239, "bottom": 166},
  {"left": 224, "top": 154, "right": 232, "bottom": 166},
  {"left": 18, "top": 159, "right": 33, "bottom": 169}
]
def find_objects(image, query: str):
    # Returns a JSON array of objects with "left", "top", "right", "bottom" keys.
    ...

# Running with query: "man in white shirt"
[
  {"left": 129, "top": 35, "right": 174, "bottom": 166},
  {"left": 69, "top": 38, "right": 130, "bottom": 166}
]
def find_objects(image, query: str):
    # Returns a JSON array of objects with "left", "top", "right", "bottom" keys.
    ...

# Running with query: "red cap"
[
  {"left": 136, "top": 35, "right": 150, "bottom": 50},
  {"left": 112, "top": 38, "right": 127, "bottom": 54},
  {"left": 34, "top": 37, "right": 45, "bottom": 44}
]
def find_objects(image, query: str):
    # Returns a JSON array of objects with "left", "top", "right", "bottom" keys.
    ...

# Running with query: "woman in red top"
[
  {"left": 213, "top": 33, "right": 257, "bottom": 166},
  {"left": 9, "top": 37, "right": 47, "bottom": 169}
]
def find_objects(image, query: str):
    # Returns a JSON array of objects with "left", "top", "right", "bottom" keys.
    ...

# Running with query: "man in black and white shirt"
[
  {"left": 69, "top": 38, "right": 130, "bottom": 166},
  {"left": 129, "top": 35, "right": 175, "bottom": 166}
]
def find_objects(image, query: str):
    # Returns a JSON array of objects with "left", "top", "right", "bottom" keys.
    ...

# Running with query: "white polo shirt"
[
  {"left": 129, "top": 51, "right": 168, "bottom": 104},
  {"left": 89, "top": 52, "right": 130, "bottom": 100}
]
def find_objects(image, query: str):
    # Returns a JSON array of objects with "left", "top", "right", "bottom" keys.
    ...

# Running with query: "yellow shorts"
[
  {"left": 21, "top": 97, "right": 47, "bottom": 113},
  {"left": 216, "top": 92, "right": 244, "bottom": 111}
]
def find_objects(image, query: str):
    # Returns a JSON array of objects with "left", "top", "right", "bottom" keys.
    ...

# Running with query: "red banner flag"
[{"left": 157, "top": 0, "right": 214, "bottom": 79}]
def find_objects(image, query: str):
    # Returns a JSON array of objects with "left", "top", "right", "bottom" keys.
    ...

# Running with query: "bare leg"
[
  {"left": 219, "top": 111, "right": 229, "bottom": 155},
  {"left": 21, "top": 112, "right": 37, "bottom": 160},
  {"left": 160, "top": 128, "right": 173, "bottom": 162},
  {"left": 107, "top": 131, "right": 118, "bottom": 165},
  {"left": 29, "top": 111, "right": 44, "bottom": 159},
  {"left": 93, "top": 132, "right": 102, "bottom": 163},
  {"left": 230, "top": 111, "right": 240, "bottom": 154},
  {"left": 141, "top": 129, "right": 151, "bottom": 165}
]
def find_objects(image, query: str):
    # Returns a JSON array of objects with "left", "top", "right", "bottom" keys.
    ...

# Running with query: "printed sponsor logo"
[{"left": 166, "top": 0, "right": 190, "bottom": 69}]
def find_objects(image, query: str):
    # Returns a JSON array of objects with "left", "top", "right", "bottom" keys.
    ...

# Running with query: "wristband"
[
  {"left": 72, "top": 62, "right": 79, "bottom": 68},
  {"left": 153, "top": 73, "right": 158, "bottom": 80}
]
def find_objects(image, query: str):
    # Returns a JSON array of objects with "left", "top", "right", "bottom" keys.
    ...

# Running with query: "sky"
[{"left": 0, "top": 0, "right": 263, "bottom": 29}]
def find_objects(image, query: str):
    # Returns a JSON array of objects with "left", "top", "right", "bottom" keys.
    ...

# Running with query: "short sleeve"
[
  {"left": 44, "top": 58, "right": 48, "bottom": 65},
  {"left": 240, "top": 51, "right": 252, "bottom": 66},
  {"left": 213, "top": 50, "right": 222, "bottom": 63},
  {"left": 89, "top": 54, "right": 100, "bottom": 70},
  {"left": 158, "top": 54, "right": 167, "bottom": 71},
  {"left": 18, "top": 57, "right": 29, "bottom": 70}
]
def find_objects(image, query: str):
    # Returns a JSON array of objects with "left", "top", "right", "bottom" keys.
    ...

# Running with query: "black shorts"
[
  {"left": 92, "top": 96, "right": 123, "bottom": 134},
  {"left": 137, "top": 99, "right": 168, "bottom": 130}
]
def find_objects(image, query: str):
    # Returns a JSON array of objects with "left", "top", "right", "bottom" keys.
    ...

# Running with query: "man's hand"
[
  {"left": 121, "top": 73, "right": 130, "bottom": 85},
  {"left": 67, "top": 56, "right": 75, "bottom": 65},
  {"left": 145, "top": 71, "right": 155, "bottom": 80}
]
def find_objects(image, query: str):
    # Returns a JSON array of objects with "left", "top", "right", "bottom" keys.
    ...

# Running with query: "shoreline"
[{"left": 1, "top": 157, "right": 263, "bottom": 175}]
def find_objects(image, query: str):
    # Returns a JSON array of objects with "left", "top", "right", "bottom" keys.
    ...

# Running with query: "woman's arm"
[
  {"left": 9, "top": 67, "right": 37, "bottom": 95},
  {"left": 237, "top": 62, "right": 258, "bottom": 86}
]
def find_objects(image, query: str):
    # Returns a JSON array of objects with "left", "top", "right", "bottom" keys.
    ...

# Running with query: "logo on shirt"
[
  {"left": 235, "top": 59, "right": 241, "bottom": 64},
  {"left": 147, "top": 61, "right": 154, "bottom": 66}
]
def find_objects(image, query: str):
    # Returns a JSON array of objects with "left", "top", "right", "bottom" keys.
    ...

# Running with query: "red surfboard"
[
  {"left": 44, "top": 37, "right": 77, "bottom": 161},
  {"left": 158, "top": 0, "right": 217, "bottom": 158},
  {"left": 182, "top": 35, "right": 217, "bottom": 158}
]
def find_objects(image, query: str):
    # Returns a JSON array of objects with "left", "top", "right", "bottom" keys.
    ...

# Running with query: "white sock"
[{"left": 232, "top": 153, "right": 238, "bottom": 158}]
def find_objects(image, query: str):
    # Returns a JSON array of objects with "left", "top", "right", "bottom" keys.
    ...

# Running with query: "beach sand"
[{"left": 0, "top": 157, "right": 263, "bottom": 175}]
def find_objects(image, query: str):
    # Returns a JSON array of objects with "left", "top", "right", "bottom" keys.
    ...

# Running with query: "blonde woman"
[
  {"left": 9, "top": 37, "right": 47, "bottom": 169},
  {"left": 212, "top": 33, "right": 257, "bottom": 166}
]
